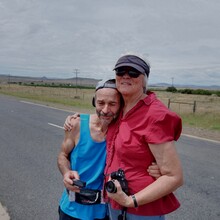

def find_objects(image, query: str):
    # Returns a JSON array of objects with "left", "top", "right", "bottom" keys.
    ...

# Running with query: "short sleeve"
[{"left": 146, "top": 111, "right": 182, "bottom": 144}]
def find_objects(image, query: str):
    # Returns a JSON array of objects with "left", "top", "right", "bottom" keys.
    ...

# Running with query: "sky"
[{"left": 0, "top": 0, "right": 220, "bottom": 86}]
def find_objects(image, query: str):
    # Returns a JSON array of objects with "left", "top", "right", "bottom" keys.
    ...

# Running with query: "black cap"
[
  {"left": 113, "top": 55, "right": 150, "bottom": 77},
  {"left": 95, "top": 79, "right": 116, "bottom": 91},
  {"left": 93, "top": 79, "right": 117, "bottom": 107}
]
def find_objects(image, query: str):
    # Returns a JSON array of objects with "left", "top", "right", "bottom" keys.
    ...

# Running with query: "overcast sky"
[{"left": 0, "top": 0, "right": 220, "bottom": 86}]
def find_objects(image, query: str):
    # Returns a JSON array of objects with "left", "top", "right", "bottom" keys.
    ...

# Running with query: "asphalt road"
[{"left": 0, "top": 95, "right": 220, "bottom": 220}]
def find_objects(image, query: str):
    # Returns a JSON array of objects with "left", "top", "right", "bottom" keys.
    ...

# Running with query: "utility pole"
[
  {"left": 74, "top": 69, "right": 79, "bottom": 95},
  {"left": 8, "top": 74, "right": 10, "bottom": 87},
  {"left": 171, "top": 77, "right": 174, "bottom": 87}
]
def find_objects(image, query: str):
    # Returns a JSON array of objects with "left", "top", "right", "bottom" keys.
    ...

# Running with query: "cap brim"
[{"left": 113, "top": 63, "right": 145, "bottom": 74}]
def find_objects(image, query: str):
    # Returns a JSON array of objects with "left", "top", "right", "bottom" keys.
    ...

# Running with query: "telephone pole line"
[
  {"left": 171, "top": 77, "right": 174, "bottom": 87},
  {"left": 74, "top": 69, "right": 79, "bottom": 94}
]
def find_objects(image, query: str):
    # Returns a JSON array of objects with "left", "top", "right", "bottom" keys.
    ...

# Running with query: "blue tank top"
[{"left": 59, "top": 114, "right": 107, "bottom": 220}]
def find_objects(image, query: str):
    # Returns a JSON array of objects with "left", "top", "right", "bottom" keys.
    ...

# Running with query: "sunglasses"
[{"left": 115, "top": 68, "right": 142, "bottom": 78}]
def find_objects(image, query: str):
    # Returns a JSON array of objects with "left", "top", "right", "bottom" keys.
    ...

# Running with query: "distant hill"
[
  {"left": 0, "top": 74, "right": 219, "bottom": 90},
  {"left": 0, "top": 74, "right": 100, "bottom": 87},
  {"left": 149, "top": 83, "right": 220, "bottom": 90}
]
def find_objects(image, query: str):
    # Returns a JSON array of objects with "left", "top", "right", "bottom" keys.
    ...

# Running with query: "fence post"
[
  {"left": 168, "top": 99, "right": 170, "bottom": 109},
  {"left": 193, "top": 101, "right": 196, "bottom": 113}
]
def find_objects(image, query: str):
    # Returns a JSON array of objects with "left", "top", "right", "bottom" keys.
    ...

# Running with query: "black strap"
[{"left": 118, "top": 207, "right": 127, "bottom": 220}]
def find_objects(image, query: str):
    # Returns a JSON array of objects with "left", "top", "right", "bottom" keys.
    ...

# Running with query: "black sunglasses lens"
[
  {"left": 128, "top": 71, "right": 140, "bottom": 78},
  {"left": 115, "top": 68, "right": 141, "bottom": 78},
  {"left": 116, "top": 70, "right": 125, "bottom": 77}
]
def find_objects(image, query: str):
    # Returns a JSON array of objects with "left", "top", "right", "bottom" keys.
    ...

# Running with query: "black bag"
[{"left": 75, "top": 189, "right": 102, "bottom": 205}]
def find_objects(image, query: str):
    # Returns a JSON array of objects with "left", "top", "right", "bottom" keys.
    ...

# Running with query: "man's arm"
[{"left": 57, "top": 117, "right": 81, "bottom": 192}]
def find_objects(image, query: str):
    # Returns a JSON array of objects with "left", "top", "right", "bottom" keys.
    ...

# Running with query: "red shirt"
[{"left": 105, "top": 92, "right": 182, "bottom": 216}]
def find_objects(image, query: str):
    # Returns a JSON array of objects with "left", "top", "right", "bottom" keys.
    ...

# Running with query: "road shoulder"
[{"left": 0, "top": 203, "right": 10, "bottom": 220}]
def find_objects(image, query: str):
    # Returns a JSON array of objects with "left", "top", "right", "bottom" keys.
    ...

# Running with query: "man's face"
[{"left": 95, "top": 88, "right": 121, "bottom": 125}]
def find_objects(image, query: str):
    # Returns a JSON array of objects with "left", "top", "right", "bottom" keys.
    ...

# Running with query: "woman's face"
[{"left": 115, "top": 67, "right": 145, "bottom": 96}]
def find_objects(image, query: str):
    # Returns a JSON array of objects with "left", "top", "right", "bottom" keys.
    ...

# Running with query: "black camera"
[
  {"left": 105, "top": 169, "right": 129, "bottom": 195},
  {"left": 72, "top": 179, "right": 86, "bottom": 188}
]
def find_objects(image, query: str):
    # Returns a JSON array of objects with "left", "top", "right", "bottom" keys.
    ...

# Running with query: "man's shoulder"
[
  {"left": 70, "top": 113, "right": 93, "bottom": 126},
  {"left": 88, "top": 114, "right": 97, "bottom": 122}
]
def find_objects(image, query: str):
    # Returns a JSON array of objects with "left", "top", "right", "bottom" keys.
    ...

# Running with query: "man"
[{"left": 57, "top": 79, "right": 121, "bottom": 220}]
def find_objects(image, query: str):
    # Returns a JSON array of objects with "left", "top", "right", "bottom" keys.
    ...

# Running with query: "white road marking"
[
  {"left": 20, "top": 100, "right": 73, "bottom": 112},
  {"left": 20, "top": 100, "right": 220, "bottom": 144},
  {"left": 48, "top": 123, "right": 64, "bottom": 130},
  {"left": 181, "top": 134, "right": 220, "bottom": 144}
]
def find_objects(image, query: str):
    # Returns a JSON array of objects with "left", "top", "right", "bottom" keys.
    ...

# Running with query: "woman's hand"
[{"left": 106, "top": 179, "right": 134, "bottom": 208}]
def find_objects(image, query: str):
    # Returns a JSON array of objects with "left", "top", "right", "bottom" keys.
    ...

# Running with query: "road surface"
[{"left": 0, "top": 95, "right": 220, "bottom": 220}]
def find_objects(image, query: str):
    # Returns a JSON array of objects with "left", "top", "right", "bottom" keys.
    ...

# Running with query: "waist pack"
[{"left": 69, "top": 189, "right": 105, "bottom": 205}]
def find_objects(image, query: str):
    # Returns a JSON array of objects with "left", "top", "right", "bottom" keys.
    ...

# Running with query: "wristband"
[{"left": 131, "top": 195, "right": 138, "bottom": 208}]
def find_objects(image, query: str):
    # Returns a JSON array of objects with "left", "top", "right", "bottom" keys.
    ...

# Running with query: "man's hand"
[
  {"left": 63, "top": 170, "right": 81, "bottom": 193},
  {"left": 147, "top": 162, "right": 161, "bottom": 179},
  {"left": 63, "top": 113, "right": 80, "bottom": 131}
]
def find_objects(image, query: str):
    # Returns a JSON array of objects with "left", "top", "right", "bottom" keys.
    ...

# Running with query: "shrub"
[{"left": 166, "top": 86, "right": 177, "bottom": 93}]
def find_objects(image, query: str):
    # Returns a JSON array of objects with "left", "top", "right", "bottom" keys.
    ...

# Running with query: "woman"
[{"left": 105, "top": 54, "right": 183, "bottom": 220}]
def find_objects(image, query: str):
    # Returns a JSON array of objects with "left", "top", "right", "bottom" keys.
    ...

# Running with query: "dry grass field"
[{"left": 1, "top": 84, "right": 220, "bottom": 141}]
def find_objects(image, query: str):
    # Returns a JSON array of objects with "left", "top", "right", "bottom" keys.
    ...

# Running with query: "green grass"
[
  {"left": 0, "top": 86, "right": 94, "bottom": 110},
  {"left": 180, "top": 113, "right": 220, "bottom": 131},
  {"left": 1, "top": 84, "right": 220, "bottom": 131}
]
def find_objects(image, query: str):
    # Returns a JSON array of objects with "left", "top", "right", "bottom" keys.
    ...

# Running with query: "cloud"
[{"left": 0, "top": 0, "right": 219, "bottom": 86}]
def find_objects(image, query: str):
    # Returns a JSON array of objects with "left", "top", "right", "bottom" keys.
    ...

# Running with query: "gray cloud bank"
[{"left": 0, "top": 0, "right": 220, "bottom": 86}]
